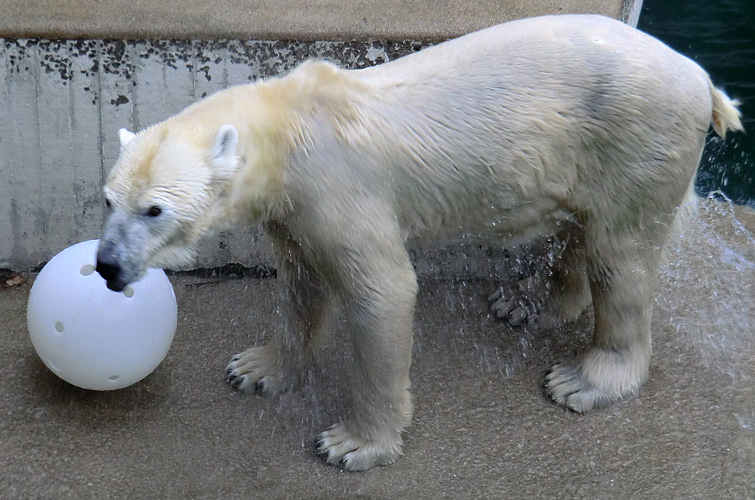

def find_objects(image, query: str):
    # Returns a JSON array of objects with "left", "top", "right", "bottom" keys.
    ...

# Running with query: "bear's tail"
[
  {"left": 709, "top": 81, "right": 744, "bottom": 138},
  {"left": 663, "top": 81, "right": 743, "bottom": 263}
]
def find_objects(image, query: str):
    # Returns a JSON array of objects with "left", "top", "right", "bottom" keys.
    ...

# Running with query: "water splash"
[{"left": 657, "top": 194, "right": 755, "bottom": 381}]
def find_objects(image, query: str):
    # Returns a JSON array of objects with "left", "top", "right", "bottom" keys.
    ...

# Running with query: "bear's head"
[{"left": 96, "top": 122, "right": 240, "bottom": 291}]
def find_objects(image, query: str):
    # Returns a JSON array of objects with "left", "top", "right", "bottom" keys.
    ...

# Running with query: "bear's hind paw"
[
  {"left": 544, "top": 346, "right": 649, "bottom": 413},
  {"left": 488, "top": 275, "right": 547, "bottom": 327},
  {"left": 544, "top": 363, "right": 615, "bottom": 413}
]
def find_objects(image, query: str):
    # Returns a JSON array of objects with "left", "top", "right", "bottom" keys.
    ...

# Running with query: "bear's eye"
[
  {"left": 105, "top": 198, "right": 112, "bottom": 210},
  {"left": 146, "top": 205, "right": 162, "bottom": 217}
]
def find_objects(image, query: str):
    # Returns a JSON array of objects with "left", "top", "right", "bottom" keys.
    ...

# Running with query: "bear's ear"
[
  {"left": 211, "top": 124, "right": 240, "bottom": 179},
  {"left": 212, "top": 124, "right": 238, "bottom": 160},
  {"left": 119, "top": 128, "right": 136, "bottom": 152}
]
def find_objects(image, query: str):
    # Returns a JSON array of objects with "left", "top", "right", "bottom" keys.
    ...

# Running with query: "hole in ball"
[
  {"left": 54, "top": 321, "right": 64, "bottom": 333},
  {"left": 80, "top": 264, "right": 95, "bottom": 276},
  {"left": 123, "top": 286, "right": 134, "bottom": 298},
  {"left": 108, "top": 375, "right": 121, "bottom": 382}
]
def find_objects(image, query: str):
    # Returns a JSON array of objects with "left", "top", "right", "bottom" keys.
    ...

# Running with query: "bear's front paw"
[
  {"left": 225, "top": 345, "right": 295, "bottom": 396},
  {"left": 315, "top": 422, "right": 403, "bottom": 471}
]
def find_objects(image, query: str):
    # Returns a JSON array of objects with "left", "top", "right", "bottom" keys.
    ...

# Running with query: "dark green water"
[{"left": 639, "top": 0, "right": 755, "bottom": 206}]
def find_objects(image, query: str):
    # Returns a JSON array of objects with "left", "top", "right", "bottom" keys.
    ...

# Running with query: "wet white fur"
[{"left": 100, "top": 15, "right": 742, "bottom": 470}]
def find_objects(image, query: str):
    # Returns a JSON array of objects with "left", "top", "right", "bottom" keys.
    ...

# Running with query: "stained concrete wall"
[{"left": 0, "top": 1, "right": 642, "bottom": 271}]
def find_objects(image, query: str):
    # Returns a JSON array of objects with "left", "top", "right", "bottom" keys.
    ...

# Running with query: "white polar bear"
[{"left": 96, "top": 14, "right": 742, "bottom": 471}]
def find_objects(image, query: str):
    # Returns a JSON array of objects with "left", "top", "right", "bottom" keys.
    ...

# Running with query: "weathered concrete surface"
[
  {"left": 0, "top": 0, "right": 640, "bottom": 41},
  {"left": 1, "top": 198, "right": 753, "bottom": 498}
]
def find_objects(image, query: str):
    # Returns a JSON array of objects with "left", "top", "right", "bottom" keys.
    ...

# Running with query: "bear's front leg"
[
  {"left": 312, "top": 221, "right": 417, "bottom": 471},
  {"left": 226, "top": 223, "right": 332, "bottom": 395}
]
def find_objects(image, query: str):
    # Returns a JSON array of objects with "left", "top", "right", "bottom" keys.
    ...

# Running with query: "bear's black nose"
[{"left": 95, "top": 258, "right": 121, "bottom": 284}]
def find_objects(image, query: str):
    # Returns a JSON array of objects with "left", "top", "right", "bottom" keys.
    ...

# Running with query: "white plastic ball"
[{"left": 27, "top": 239, "right": 177, "bottom": 390}]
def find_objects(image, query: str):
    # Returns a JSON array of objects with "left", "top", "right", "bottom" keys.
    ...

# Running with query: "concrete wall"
[
  {"left": 0, "top": 0, "right": 642, "bottom": 271},
  {"left": 1, "top": 0, "right": 641, "bottom": 41}
]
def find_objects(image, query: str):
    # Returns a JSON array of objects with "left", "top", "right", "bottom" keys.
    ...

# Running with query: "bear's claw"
[
  {"left": 255, "top": 379, "right": 267, "bottom": 394},
  {"left": 226, "top": 373, "right": 247, "bottom": 391}
]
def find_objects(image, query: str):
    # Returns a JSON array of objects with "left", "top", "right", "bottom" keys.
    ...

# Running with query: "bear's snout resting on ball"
[{"left": 97, "top": 15, "right": 742, "bottom": 470}]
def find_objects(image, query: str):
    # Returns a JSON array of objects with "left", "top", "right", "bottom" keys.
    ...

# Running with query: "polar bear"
[{"left": 96, "top": 14, "right": 742, "bottom": 470}]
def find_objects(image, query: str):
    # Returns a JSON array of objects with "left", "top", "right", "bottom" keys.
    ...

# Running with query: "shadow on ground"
[{"left": 2, "top": 198, "right": 754, "bottom": 499}]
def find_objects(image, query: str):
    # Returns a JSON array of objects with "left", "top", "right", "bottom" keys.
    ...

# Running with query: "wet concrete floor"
[{"left": 2, "top": 198, "right": 754, "bottom": 499}]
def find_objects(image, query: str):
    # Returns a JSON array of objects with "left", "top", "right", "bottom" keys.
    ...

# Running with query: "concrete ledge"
[{"left": 0, "top": 0, "right": 637, "bottom": 41}]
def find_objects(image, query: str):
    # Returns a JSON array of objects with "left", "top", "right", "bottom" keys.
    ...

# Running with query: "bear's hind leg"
[
  {"left": 544, "top": 230, "right": 661, "bottom": 413},
  {"left": 226, "top": 222, "right": 332, "bottom": 395}
]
